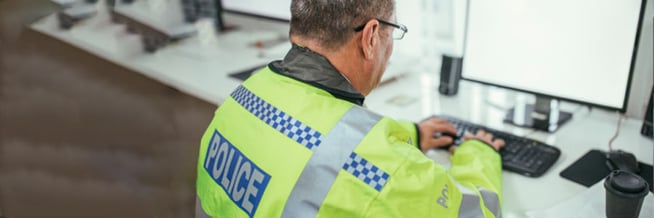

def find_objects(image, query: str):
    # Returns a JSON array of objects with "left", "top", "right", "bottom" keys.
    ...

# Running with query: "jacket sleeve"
[
  {"left": 449, "top": 140, "right": 503, "bottom": 217},
  {"left": 396, "top": 120, "right": 421, "bottom": 148},
  {"left": 363, "top": 136, "right": 502, "bottom": 218}
]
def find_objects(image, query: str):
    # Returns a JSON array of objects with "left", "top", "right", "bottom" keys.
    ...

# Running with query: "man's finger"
[
  {"left": 495, "top": 139, "right": 506, "bottom": 148},
  {"left": 433, "top": 124, "right": 457, "bottom": 136},
  {"left": 449, "top": 145, "right": 458, "bottom": 154},
  {"left": 430, "top": 136, "right": 453, "bottom": 147},
  {"left": 462, "top": 131, "right": 474, "bottom": 140}
]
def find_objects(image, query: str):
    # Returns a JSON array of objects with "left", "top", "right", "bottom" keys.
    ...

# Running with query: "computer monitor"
[
  {"left": 462, "top": 0, "right": 646, "bottom": 132},
  {"left": 181, "top": 0, "right": 226, "bottom": 31},
  {"left": 221, "top": 0, "right": 291, "bottom": 22}
]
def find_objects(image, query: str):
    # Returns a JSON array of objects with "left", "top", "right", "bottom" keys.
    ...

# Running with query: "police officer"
[{"left": 196, "top": 0, "right": 505, "bottom": 217}]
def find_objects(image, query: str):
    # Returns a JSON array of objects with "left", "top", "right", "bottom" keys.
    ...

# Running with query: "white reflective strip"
[{"left": 282, "top": 106, "right": 382, "bottom": 218}]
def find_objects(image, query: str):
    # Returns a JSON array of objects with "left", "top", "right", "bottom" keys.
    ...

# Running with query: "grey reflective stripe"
[
  {"left": 480, "top": 188, "right": 501, "bottom": 217},
  {"left": 282, "top": 106, "right": 382, "bottom": 218},
  {"left": 458, "top": 193, "right": 483, "bottom": 218},
  {"left": 455, "top": 182, "right": 502, "bottom": 218},
  {"left": 195, "top": 197, "right": 212, "bottom": 218}
]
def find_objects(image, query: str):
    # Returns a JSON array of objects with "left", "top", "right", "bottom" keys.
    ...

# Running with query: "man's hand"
[
  {"left": 418, "top": 117, "right": 458, "bottom": 152},
  {"left": 449, "top": 130, "right": 505, "bottom": 153},
  {"left": 465, "top": 130, "right": 505, "bottom": 150},
  {"left": 418, "top": 118, "right": 505, "bottom": 153}
]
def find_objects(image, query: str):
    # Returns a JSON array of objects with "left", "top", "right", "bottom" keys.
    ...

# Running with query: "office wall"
[
  {"left": 392, "top": 1, "right": 425, "bottom": 59},
  {"left": 394, "top": 0, "right": 459, "bottom": 60}
]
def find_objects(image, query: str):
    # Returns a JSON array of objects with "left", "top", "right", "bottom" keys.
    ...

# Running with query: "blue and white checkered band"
[
  {"left": 230, "top": 86, "right": 323, "bottom": 151},
  {"left": 342, "top": 152, "right": 390, "bottom": 191}
]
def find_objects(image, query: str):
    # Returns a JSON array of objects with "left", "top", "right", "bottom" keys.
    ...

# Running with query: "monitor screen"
[
  {"left": 221, "top": 0, "right": 291, "bottom": 21},
  {"left": 462, "top": 0, "right": 644, "bottom": 111}
]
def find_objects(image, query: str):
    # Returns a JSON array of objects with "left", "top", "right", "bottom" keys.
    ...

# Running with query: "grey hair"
[{"left": 290, "top": 0, "right": 394, "bottom": 49}]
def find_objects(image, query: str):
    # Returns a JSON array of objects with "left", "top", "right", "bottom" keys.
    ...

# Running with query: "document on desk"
[{"left": 523, "top": 179, "right": 652, "bottom": 218}]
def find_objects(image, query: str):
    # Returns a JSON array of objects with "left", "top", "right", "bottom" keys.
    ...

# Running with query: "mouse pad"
[{"left": 560, "top": 149, "right": 653, "bottom": 192}]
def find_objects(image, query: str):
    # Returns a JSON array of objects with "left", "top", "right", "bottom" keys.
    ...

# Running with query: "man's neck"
[
  {"left": 291, "top": 37, "right": 369, "bottom": 96},
  {"left": 269, "top": 44, "right": 366, "bottom": 106}
]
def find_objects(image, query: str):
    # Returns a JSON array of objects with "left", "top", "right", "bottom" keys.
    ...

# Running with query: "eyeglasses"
[{"left": 354, "top": 18, "right": 408, "bottom": 40}]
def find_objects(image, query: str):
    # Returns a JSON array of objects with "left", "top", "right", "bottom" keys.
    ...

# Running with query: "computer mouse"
[{"left": 606, "top": 150, "right": 640, "bottom": 174}]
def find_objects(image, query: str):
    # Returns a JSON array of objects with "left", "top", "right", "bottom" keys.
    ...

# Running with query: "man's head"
[
  {"left": 289, "top": 0, "right": 401, "bottom": 96},
  {"left": 290, "top": 0, "right": 394, "bottom": 50}
]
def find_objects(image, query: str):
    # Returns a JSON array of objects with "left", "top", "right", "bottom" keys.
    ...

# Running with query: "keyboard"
[{"left": 435, "top": 115, "right": 561, "bottom": 177}]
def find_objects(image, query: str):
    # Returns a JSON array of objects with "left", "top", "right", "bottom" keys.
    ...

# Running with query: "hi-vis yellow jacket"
[{"left": 196, "top": 67, "right": 502, "bottom": 218}]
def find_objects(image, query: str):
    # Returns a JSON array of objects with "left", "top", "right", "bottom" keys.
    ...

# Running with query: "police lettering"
[
  {"left": 204, "top": 130, "right": 271, "bottom": 217},
  {"left": 437, "top": 184, "right": 449, "bottom": 208}
]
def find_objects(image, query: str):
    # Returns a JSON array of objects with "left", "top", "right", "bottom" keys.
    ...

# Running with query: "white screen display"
[
  {"left": 222, "top": 0, "right": 292, "bottom": 21},
  {"left": 463, "top": 0, "right": 643, "bottom": 110}
]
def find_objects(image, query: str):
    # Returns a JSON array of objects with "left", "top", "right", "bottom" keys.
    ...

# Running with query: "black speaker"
[
  {"left": 641, "top": 86, "right": 653, "bottom": 137},
  {"left": 438, "top": 55, "right": 463, "bottom": 96}
]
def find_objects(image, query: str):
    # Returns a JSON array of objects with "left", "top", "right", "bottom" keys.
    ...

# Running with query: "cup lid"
[{"left": 605, "top": 170, "right": 649, "bottom": 196}]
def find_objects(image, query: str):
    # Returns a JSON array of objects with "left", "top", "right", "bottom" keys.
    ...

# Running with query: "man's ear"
[{"left": 360, "top": 19, "right": 380, "bottom": 60}]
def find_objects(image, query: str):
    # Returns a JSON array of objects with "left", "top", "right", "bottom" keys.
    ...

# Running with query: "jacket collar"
[{"left": 269, "top": 44, "right": 365, "bottom": 106}]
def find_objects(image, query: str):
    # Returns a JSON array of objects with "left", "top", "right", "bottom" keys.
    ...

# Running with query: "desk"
[
  {"left": 31, "top": 6, "right": 653, "bottom": 217},
  {"left": 31, "top": 1, "right": 290, "bottom": 106},
  {"left": 366, "top": 68, "right": 653, "bottom": 217}
]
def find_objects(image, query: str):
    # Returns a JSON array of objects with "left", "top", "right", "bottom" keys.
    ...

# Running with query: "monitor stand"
[
  {"left": 213, "top": 0, "right": 227, "bottom": 32},
  {"left": 503, "top": 96, "right": 572, "bottom": 132}
]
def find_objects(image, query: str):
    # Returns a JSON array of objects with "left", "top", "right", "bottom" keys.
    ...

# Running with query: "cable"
[{"left": 607, "top": 113, "right": 624, "bottom": 152}]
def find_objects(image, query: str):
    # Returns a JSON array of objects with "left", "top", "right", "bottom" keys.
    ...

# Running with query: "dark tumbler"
[{"left": 604, "top": 170, "right": 649, "bottom": 218}]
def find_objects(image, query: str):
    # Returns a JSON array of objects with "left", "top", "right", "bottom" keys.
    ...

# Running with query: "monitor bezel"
[{"left": 221, "top": 0, "right": 290, "bottom": 23}]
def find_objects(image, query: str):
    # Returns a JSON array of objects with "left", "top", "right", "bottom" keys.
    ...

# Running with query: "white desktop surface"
[
  {"left": 31, "top": 2, "right": 290, "bottom": 106},
  {"left": 31, "top": 6, "right": 653, "bottom": 217}
]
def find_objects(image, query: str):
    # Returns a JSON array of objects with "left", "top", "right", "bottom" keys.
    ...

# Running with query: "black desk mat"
[
  {"left": 228, "top": 64, "right": 267, "bottom": 81},
  {"left": 560, "top": 149, "right": 653, "bottom": 192}
]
